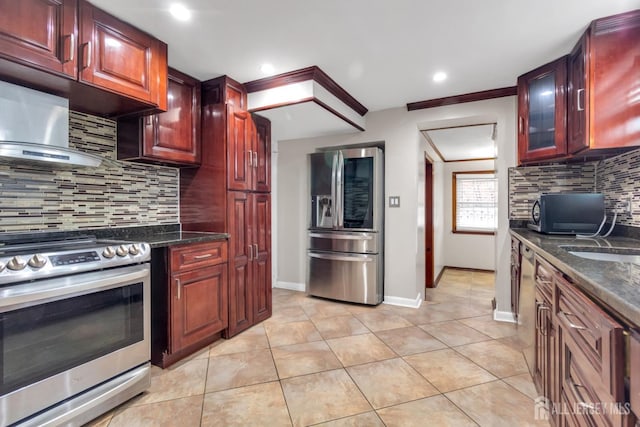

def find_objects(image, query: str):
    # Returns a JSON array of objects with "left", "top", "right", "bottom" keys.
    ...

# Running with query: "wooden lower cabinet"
[
  {"left": 226, "top": 192, "right": 271, "bottom": 338},
  {"left": 528, "top": 253, "right": 633, "bottom": 426},
  {"left": 151, "top": 240, "right": 228, "bottom": 368},
  {"left": 510, "top": 237, "right": 521, "bottom": 320},
  {"left": 170, "top": 264, "right": 227, "bottom": 351}
]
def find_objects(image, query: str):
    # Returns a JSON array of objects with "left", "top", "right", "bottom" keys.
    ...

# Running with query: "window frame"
[{"left": 452, "top": 170, "right": 497, "bottom": 235}]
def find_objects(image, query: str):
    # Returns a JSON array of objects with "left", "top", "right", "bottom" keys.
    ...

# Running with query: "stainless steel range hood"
[{"left": 0, "top": 80, "right": 108, "bottom": 168}]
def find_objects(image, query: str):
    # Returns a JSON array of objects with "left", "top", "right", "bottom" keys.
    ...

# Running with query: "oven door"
[{"left": 0, "top": 264, "right": 150, "bottom": 426}]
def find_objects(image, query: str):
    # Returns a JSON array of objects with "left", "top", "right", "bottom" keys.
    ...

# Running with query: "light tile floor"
[{"left": 86, "top": 269, "right": 549, "bottom": 426}]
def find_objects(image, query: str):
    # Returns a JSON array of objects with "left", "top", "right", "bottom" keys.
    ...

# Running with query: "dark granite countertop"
[
  {"left": 510, "top": 228, "right": 640, "bottom": 326},
  {"left": 85, "top": 225, "right": 228, "bottom": 248},
  {"left": 138, "top": 231, "right": 228, "bottom": 248}
]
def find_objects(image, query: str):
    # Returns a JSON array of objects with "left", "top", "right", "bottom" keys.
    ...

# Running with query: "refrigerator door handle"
[
  {"left": 308, "top": 232, "right": 373, "bottom": 240},
  {"left": 331, "top": 153, "right": 338, "bottom": 228},
  {"left": 337, "top": 151, "right": 344, "bottom": 227},
  {"left": 308, "top": 252, "right": 374, "bottom": 262}
]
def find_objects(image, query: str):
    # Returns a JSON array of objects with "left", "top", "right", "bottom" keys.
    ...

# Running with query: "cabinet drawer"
[
  {"left": 555, "top": 276, "right": 624, "bottom": 400},
  {"left": 534, "top": 255, "right": 556, "bottom": 299},
  {"left": 170, "top": 241, "right": 228, "bottom": 272}
]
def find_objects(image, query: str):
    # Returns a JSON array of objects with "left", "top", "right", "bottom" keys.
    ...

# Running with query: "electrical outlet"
[{"left": 624, "top": 196, "right": 633, "bottom": 215}]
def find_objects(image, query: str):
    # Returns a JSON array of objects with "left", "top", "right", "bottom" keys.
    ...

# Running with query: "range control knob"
[
  {"left": 128, "top": 244, "right": 140, "bottom": 255},
  {"left": 103, "top": 246, "right": 116, "bottom": 259},
  {"left": 116, "top": 245, "right": 129, "bottom": 257},
  {"left": 0, "top": 262, "right": 5, "bottom": 272},
  {"left": 7, "top": 256, "right": 27, "bottom": 271},
  {"left": 28, "top": 254, "right": 47, "bottom": 269}
]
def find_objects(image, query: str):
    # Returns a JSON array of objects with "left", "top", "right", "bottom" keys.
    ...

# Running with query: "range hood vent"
[{"left": 0, "top": 80, "right": 109, "bottom": 168}]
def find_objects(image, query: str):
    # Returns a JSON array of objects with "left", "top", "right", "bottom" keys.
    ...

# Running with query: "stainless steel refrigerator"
[{"left": 306, "top": 147, "right": 384, "bottom": 305}]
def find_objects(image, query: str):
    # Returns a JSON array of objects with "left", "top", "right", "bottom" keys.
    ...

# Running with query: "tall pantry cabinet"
[{"left": 180, "top": 76, "right": 272, "bottom": 338}]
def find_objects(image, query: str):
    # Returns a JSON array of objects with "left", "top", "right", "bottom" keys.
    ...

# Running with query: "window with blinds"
[{"left": 453, "top": 171, "right": 497, "bottom": 234}]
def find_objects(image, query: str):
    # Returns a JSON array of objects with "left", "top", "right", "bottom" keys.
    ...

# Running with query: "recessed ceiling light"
[
  {"left": 433, "top": 71, "right": 447, "bottom": 83},
  {"left": 260, "top": 63, "right": 275, "bottom": 75},
  {"left": 169, "top": 3, "right": 191, "bottom": 21}
]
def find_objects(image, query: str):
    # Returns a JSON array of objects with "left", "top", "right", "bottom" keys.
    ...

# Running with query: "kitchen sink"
[{"left": 560, "top": 246, "right": 640, "bottom": 264}]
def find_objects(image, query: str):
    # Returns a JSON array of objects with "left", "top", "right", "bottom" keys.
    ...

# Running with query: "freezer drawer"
[
  {"left": 307, "top": 251, "right": 382, "bottom": 305},
  {"left": 308, "top": 231, "right": 379, "bottom": 254}
]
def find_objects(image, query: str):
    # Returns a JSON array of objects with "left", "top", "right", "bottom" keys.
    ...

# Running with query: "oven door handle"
[{"left": 0, "top": 264, "right": 149, "bottom": 313}]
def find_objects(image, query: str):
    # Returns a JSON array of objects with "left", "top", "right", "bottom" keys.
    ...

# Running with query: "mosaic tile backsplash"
[
  {"left": 508, "top": 163, "right": 596, "bottom": 220},
  {"left": 0, "top": 112, "right": 179, "bottom": 232},
  {"left": 596, "top": 149, "right": 640, "bottom": 228},
  {"left": 509, "top": 148, "right": 640, "bottom": 228}
]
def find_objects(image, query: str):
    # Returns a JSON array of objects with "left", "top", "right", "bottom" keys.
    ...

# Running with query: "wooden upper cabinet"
[
  {"left": 227, "top": 106, "right": 251, "bottom": 191},
  {"left": 0, "top": 0, "right": 168, "bottom": 116},
  {"left": 569, "top": 10, "right": 640, "bottom": 155},
  {"left": 78, "top": 0, "right": 167, "bottom": 110},
  {"left": 567, "top": 32, "right": 589, "bottom": 154},
  {"left": 253, "top": 114, "right": 271, "bottom": 193},
  {"left": 517, "top": 56, "right": 568, "bottom": 164},
  {"left": 0, "top": 0, "right": 77, "bottom": 78},
  {"left": 118, "top": 68, "right": 201, "bottom": 166}
]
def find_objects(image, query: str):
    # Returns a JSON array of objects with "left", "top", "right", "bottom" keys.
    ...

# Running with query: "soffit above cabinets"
[
  {"left": 245, "top": 66, "right": 366, "bottom": 141},
  {"left": 422, "top": 123, "right": 496, "bottom": 162}
]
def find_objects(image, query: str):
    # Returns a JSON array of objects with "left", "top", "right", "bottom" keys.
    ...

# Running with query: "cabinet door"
[
  {"left": 517, "top": 56, "right": 568, "bottom": 164},
  {"left": 510, "top": 238, "right": 521, "bottom": 319},
  {"left": 555, "top": 275, "right": 624, "bottom": 400},
  {"left": 252, "top": 193, "right": 272, "bottom": 323},
  {"left": 557, "top": 319, "right": 626, "bottom": 427},
  {"left": 533, "top": 288, "right": 551, "bottom": 399},
  {"left": 144, "top": 68, "right": 201, "bottom": 164},
  {"left": 78, "top": 0, "right": 167, "bottom": 109},
  {"left": 0, "top": 0, "right": 76, "bottom": 78},
  {"left": 226, "top": 191, "right": 253, "bottom": 337},
  {"left": 567, "top": 33, "right": 589, "bottom": 154},
  {"left": 589, "top": 11, "right": 640, "bottom": 150},
  {"left": 252, "top": 114, "right": 271, "bottom": 192},
  {"left": 170, "top": 264, "right": 228, "bottom": 352},
  {"left": 227, "top": 106, "right": 251, "bottom": 191}
]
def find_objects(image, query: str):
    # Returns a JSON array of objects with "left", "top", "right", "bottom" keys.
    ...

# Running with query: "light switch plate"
[{"left": 389, "top": 196, "right": 400, "bottom": 207}]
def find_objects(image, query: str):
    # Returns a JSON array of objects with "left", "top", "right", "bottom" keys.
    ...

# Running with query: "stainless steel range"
[{"left": 0, "top": 232, "right": 151, "bottom": 427}]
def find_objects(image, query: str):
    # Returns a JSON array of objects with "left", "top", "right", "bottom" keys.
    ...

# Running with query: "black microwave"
[{"left": 527, "top": 193, "right": 605, "bottom": 234}]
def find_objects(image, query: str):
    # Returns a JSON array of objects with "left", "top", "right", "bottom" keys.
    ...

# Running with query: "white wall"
[
  {"left": 441, "top": 160, "right": 496, "bottom": 270},
  {"left": 274, "top": 96, "right": 517, "bottom": 314}
]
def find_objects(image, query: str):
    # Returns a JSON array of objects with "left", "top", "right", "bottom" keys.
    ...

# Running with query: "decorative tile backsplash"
[
  {"left": 509, "top": 148, "right": 640, "bottom": 227},
  {"left": 508, "top": 163, "right": 596, "bottom": 220},
  {"left": 0, "top": 112, "right": 179, "bottom": 232},
  {"left": 596, "top": 149, "right": 640, "bottom": 228}
]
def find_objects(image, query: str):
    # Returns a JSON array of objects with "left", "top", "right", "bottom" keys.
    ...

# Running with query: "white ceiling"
[
  {"left": 89, "top": 0, "right": 640, "bottom": 112},
  {"left": 422, "top": 124, "right": 496, "bottom": 162}
]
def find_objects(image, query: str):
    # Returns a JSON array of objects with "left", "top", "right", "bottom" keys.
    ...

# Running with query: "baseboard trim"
[
  {"left": 494, "top": 309, "right": 517, "bottom": 323},
  {"left": 383, "top": 293, "right": 423, "bottom": 309},
  {"left": 274, "top": 281, "right": 305, "bottom": 292}
]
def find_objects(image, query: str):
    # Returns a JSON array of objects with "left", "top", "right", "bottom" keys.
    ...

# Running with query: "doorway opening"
[{"left": 425, "top": 155, "right": 434, "bottom": 288}]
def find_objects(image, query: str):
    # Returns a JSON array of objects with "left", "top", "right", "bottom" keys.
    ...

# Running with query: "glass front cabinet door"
[{"left": 517, "top": 56, "right": 568, "bottom": 164}]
